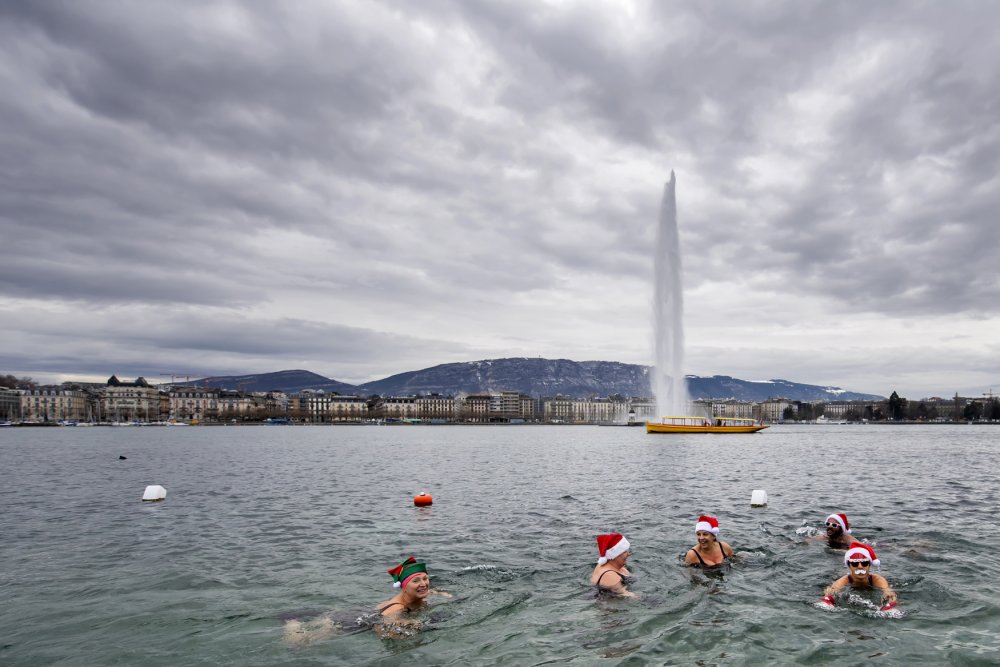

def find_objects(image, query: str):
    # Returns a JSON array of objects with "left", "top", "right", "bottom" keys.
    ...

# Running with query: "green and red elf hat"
[{"left": 388, "top": 556, "right": 428, "bottom": 589}]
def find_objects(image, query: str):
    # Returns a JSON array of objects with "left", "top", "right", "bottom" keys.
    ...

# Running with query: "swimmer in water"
[
  {"left": 282, "top": 555, "right": 450, "bottom": 644},
  {"left": 591, "top": 533, "right": 635, "bottom": 597},
  {"left": 821, "top": 542, "right": 897, "bottom": 610},
  {"left": 808, "top": 512, "right": 857, "bottom": 548},
  {"left": 374, "top": 556, "right": 452, "bottom": 638},
  {"left": 684, "top": 515, "right": 734, "bottom": 569}
]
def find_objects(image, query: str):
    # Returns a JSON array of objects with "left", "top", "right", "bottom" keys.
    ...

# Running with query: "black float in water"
[{"left": 119, "top": 455, "right": 127, "bottom": 460}]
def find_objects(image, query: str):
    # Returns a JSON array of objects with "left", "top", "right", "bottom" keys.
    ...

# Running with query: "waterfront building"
[
  {"left": 462, "top": 394, "right": 492, "bottom": 422},
  {"left": 572, "top": 397, "right": 628, "bottom": 423},
  {"left": 372, "top": 396, "right": 418, "bottom": 421},
  {"left": 920, "top": 397, "right": 956, "bottom": 421},
  {"left": 543, "top": 396, "right": 654, "bottom": 423},
  {"left": 760, "top": 398, "right": 793, "bottom": 422},
  {"left": 169, "top": 387, "right": 220, "bottom": 422},
  {"left": 298, "top": 391, "right": 368, "bottom": 422},
  {"left": 221, "top": 390, "right": 254, "bottom": 420},
  {"left": 542, "top": 397, "right": 574, "bottom": 423},
  {"left": 489, "top": 391, "right": 535, "bottom": 421},
  {"left": 102, "top": 376, "right": 165, "bottom": 422},
  {"left": 0, "top": 387, "right": 21, "bottom": 420},
  {"left": 709, "top": 399, "right": 757, "bottom": 419},
  {"left": 263, "top": 391, "right": 290, "bottom": 417},
  {"left": 415, "top": 394, "right": 457, "bottom": 421},
  {"left": 19, "top": 386, "right": 88, "bottom": 422}
]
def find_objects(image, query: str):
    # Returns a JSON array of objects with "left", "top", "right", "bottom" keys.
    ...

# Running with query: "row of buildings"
[{"left": 0, "top": 376, "right": 992, "bottom": 424}]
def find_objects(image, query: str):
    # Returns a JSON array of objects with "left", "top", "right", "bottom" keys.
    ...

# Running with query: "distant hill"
[
  {"left": 359, "top": 359, "right": 882, "bottom": 401},
  {"left": 687, "top": 375, "right": 883, "bottom": 402},
  {"left": 177, "top": 359, "right": 883, "bottom": 402},
  {"left": 358, "top": 358, "right": 650, "bottom": 397},
  {"left": 173, "top": 369, "right": 358, "bottom": 394}
]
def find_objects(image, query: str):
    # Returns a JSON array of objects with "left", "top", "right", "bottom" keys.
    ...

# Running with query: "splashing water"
[{"left": 653, "top": 172, "right": 689, "bottom": 418}]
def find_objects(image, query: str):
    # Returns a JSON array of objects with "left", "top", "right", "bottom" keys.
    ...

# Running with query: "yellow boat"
[{"left": 646, "top": 416, "right": 768, "bottom": 434}]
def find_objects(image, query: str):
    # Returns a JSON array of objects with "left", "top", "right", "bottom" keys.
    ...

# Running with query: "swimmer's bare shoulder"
[{"left": 375, "top": 600, "right": 406, "bottom": 620}]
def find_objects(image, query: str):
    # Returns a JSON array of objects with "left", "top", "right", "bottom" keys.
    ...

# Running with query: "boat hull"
[{"left": 645, "top": 422, "right": 768, "bottom": 433}]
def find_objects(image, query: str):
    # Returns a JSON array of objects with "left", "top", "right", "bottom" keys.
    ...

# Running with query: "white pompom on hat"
[
  {"left": 695, "top": 515, "right": 720, "bottom": 536},
  {"left": 844, "top": 542, "right": 880, "bottom": 569},
  {"left": 826, "top": 513, "right": 851, "bottom": 534},
  {"left": 596, "top": 533, "right": 630, "bottom": 565}
]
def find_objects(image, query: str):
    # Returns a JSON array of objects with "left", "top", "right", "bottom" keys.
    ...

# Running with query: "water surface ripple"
[{"left": 1, "top": 424, "right": 998, "bottom": 665}]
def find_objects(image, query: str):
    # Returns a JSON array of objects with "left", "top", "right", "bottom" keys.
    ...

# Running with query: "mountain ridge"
[{"left": 177, "top": 358, "right": 884, "bottom": 402}]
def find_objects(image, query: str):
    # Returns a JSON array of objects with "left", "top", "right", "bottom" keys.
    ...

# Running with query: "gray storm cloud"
[{"left": 2, "top": 1, "right": 999, "bottom": 397}]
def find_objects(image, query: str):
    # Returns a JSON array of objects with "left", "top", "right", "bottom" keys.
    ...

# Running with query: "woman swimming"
[
  {"left": 591, "top": 533, "right": 635, "bottom": 597},
  {"left": 684, "top": 515, "right": 734, "bottom": 569},
  {"left": 282, "top": 555, "right": 450, "bottom": 644},
  {"left": 377, "top": 556, "right": 444, "bottom": 619}
]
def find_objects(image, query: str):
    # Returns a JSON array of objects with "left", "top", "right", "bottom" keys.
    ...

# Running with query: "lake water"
[{"left": 1, "top": 424, "right": 998, "bottom": 665}]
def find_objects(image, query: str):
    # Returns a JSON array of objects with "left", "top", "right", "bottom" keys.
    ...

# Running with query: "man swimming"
[
  {"left": 821, "top": 542, "right": 897, "bottom": 611},
  {"left": 808, "top": 512, "right": 856, "bottom": 548}
]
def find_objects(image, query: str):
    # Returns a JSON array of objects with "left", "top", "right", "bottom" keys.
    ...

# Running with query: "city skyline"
[{"left": 2, "top": 3, "right": 999, "bottom": 400}]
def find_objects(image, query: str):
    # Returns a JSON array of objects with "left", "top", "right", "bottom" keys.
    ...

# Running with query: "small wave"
[
  {"left": 846, "top": 592, "right": 880, "bottom": 609},
  {"left": 796, "top": 526, "right": 820, "bottom": 537},
  {"left": 456, "top": 563, "right": 520, "bottom": 582}
]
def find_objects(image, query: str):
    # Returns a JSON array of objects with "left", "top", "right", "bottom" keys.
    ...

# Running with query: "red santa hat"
[
  {"left": 844, "top": 542, "right": 880, "bottom": 568},
  {"left": 695, "top": 515, "right": 720, "bottom": 536},
  {"left": 596, "top": 533, "right": 630, "bottom": 565},
  {"left": 826, "top": 513, "right": 851, "bottom": 534}
]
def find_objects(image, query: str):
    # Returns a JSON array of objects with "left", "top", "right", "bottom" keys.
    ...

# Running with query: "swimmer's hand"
[
  {"left": 882, "top": 590, "right": 897, "bottom": 605},
  {"left": 431, "top": 589, "right": 453, "bottom": 598}
]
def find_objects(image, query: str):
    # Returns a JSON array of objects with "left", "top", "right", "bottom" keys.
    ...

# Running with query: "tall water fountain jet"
[{"left": 653, "top": 171, "right": 689, "bottom": 419}]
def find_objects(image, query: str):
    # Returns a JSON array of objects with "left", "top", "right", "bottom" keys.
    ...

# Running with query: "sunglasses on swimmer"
[
  {"left": 825, "top": 522, "right": 842, "bottom": 528},
  {"left": 847, "top": 559, "right": 871, "bottom": 567}
]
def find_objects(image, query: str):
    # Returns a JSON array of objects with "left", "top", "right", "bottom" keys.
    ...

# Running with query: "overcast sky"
[{"left": 2, "top": 1, "right": 998, "bottom": 399}]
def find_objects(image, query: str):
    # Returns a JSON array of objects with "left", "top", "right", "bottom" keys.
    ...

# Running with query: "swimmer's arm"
[
  {"left": 721, "top": 541, "right": 735, "bottom": 557},
  {"left": 823, "top": 575, "right": 850, "bottom": 597},
  {"left": 683, "top": 549, "right": 699, "bottom": 566},
  {"left": 598, "top": 572, "right": 635, "bottom": 598},
  {"left": 874, "top": 575, "right": 896, "bottom": 604},
  {"left": 610, "top": 578, "right": 636, "bottom": 598}
]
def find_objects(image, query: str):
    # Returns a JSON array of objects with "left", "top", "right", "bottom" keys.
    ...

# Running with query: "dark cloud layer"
[{"left": 2, "top": 1, "right": 999, "bottom": 396}]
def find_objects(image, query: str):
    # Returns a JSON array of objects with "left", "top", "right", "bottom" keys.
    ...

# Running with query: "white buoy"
[
  {"left": 142, "top": 485, "right": 167, "bottom": 502},
  {"left": 750, "top": 489, "right": 768, "bottom": 507}
]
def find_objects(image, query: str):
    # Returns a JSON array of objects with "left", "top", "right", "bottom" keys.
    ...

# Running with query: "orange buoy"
[{"left": 413, "top": 492, "right": 433, "bottom": 507}]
